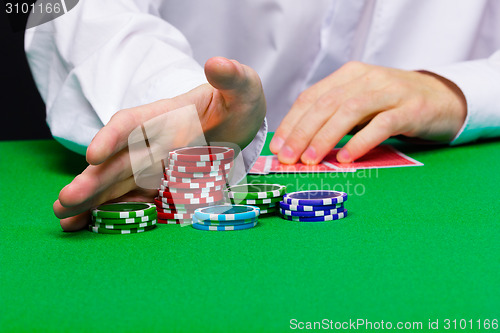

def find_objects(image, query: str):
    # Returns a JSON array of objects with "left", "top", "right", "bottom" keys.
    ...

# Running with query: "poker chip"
[
  {"left": 165, "top": 175, "right": 226, "bottom": 184},
  {"left": 280, "top": 209, "right": 348, "bottom": 222},
  {"left": 166, "top": 169, "right": 228, "bottom": 179},
  {"left": 92, "top": 202, "right": 156, "bottom": 219},
  {"left": 155, "top": 207, "right": 192, "bottom": 214},
  {"left": 154, "top": 197, "right": 222, "bottom": 210},
  {"left": 194, "top": 204, "right": 260, "bottom": 221},
  {"left": 88, "top": 224, "right": 157, "bottom": 234},
  {"left": 258, "top": 207, "right": 278, "bottom": 215},
  {"left": 251, "top": 202, "right": 278, "bottom": 209},
  {"left": 159, "top": 193, "right": 224, "bottom": 205},
  {"left": 192, "top": 221, "right": 258, "bottom": 231},
  {"left": 163, "top": 180, "right": 227, "bottom": 189},
  {"left": 92, "top": 220, "right": 157, "bottom": 230},
  {"left": 278, "top": 190, "right": 349, "bottom": 223},
  {"left": 233, "top": 197, "right": 282, "bottom": 205},
  {"left": 279, "top": 207, "right": 345, "bottom": 217},
  {"left": 226, "top": 184, "right": 286, "bottom": 200},
  {"left": 283, "top": 191, "right": 348, "bottom": 206},
  {"left": 167, "top": 158, "right": 233, "bottom": 168},
  {"left": 157, "top": 211, "right": 194, "bottom": 220},
  {"left": 159, "top": 190, "right": 216, "bottom": 200},
  {"left": 225, "top": 183, "right": 285, "bottom": 218},
  {"left": 192, "top": 215, "right": 258, "bottom": 226},
  {"left": 92, "top": 213, "right": 157, "bottom": 224},
  {"left": 157, "top": 146, "right": 235, "bottom": 224},
  {"left": 89, "top": 203, "right": 158, "bottom": 234},
  {"left": 159, "top": 184, "right": 224, "bottom": 193},
  {"left": 279, "top": 202, "right": 344, "bottom": 212},
  {"left": 169, "top": 162, "right": 233, "bottom": 173},
  {"left": 157, "top": 218, "right": 192, "bottom": 225},
  {"left": 169, "top": 146, "right": 234, "bottom": 162}
]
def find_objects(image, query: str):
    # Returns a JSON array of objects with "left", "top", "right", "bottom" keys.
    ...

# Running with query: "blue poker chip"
[
  {"left": 192, "top": 221, "right": 258, "bottom": 231},
  {"left": 279, "top": 209, "right": 348, "bottom": 222},
  {"left": 279, "top": 207, "right": 345, "bottom": 217},
  {"left": 194, "top": 204, "right": 260, "bottom": 221},
  {"left": 279, "top": 202, "right": 344, "bottom": 212},
  {"left": 283, "top": 191, "right": 347, "bottom": 206},
  {"left": 192, "top": 215, "right": 258, "bottom": 226}
]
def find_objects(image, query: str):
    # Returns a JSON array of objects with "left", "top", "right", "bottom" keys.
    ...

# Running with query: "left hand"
[{"left": 269, "top": 61, "right": 467, "bottom": 164}]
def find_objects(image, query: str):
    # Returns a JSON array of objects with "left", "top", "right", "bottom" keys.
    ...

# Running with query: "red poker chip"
[
  {"left": 159, "top": 193, "right": 224, "bottom": 205},
  {"left": 165, "top": 169, "right": 228, "bottom": 179},
  {"left": 157, "top": 211, "right": 194, "bottom": 220},
  {"left": 168, "top": 158, "right": 233, "bottom": 168},
  {"left": 168, "top": 162, "right": 233, "bottom": 174},
  {"left": 154, "top": 197, "right": 216, "bottom": 210},
  {"left": 169, "top": 146, "right": 234, "bottom": 162},
  {"left": 156, "top": 207, "right": 192, "bottom": 214},
  {"left": 164, "top": 175, "right": 226, "bottom": 184},
  {"left": 159, "top": 184, "right": 224, "bottom": 193},
  {"left": 157, "top": 218, "right": 192, "bottom": 225},
  {"left": 163, "top": 179, "right": 227, "bottom": 189},
  {"left": 158, "top": 190, "right": 221, "bottom": 200}
]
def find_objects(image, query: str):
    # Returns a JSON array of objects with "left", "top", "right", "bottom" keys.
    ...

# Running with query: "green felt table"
[{"left": 0, "top": 135, "right": 499, "bottom": 333}]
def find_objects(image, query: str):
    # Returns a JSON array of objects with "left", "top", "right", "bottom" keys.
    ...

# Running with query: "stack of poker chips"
[
  {"left": 89, "top": 202, "right": 157, "bottom": 234},
  {"left": 225, "top": 184, "right": 286, "bottom": 216},
  {"left": 155, "top": 146, "right": 235, "bottom": 224},
  {"left": 192, "top": 204, "right": 260, "bottom": 231},
  {"left": 279, "top": 190, "right": 348, "bottom": 222}
]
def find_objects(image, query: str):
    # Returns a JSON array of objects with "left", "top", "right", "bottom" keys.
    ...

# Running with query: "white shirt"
[{"left": 25, "top": 0, "right": 500, "bottom": 160}]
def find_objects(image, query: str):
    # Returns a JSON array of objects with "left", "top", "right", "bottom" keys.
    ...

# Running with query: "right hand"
[{"left": 54, "top": 57, "right": 266, "bottom": 231}]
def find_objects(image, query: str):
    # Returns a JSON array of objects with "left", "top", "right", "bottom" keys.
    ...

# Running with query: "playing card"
[{"left": 249, "top": 145, "right": 423, "bottom": 174}]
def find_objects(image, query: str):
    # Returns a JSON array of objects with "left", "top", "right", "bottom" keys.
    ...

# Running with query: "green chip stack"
[
  {"left": 225, "top": 184, "right": 286, "bottom": 216},
  {"left": 89, "top": 202, "right": 158, "bottom": 234}
]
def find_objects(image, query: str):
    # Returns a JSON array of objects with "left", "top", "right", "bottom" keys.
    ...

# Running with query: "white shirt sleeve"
[
  {"left": 25, "top": 0, "right": 266, "bottom": 167},
  {"left": 424, "top": 50, "right": 500, "bottom": 145}
]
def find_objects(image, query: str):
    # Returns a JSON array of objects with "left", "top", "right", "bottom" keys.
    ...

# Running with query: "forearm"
[{"left": 25, "top": 0, "right": 207, "bottom": 152}]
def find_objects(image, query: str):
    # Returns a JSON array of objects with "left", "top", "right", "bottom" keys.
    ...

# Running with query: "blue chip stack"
[
  {"left": 279, "top": 190, "right": 348, "bottom": 222},
  {"left": 192, "top": 204, "right": 260, "bottom": 231}
]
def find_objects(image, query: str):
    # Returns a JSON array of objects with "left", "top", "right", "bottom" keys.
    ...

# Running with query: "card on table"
[{"left": 249, "top": 145, "right": 423, "bottom": 174}]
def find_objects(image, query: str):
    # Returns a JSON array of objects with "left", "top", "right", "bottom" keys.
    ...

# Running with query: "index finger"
[
  {"left": 270, "top": 61, "right": 368, "bottom": 153},
  {"left": 87, "top": 93, "right": 201, "bottom": 166}
]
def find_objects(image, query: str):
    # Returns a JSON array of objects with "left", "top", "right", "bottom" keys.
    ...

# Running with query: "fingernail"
[
  {"left": 302, "top": 146, "right": 317, "bottom": 164},
  {"left": 270, "top": 136, "right": 284, "bottom": 152},
  {"left": 337, "top": 149, "right": 351, "bottom": 163},
  {"left": 279, "top": 145, "right": 296, "bottom": 162}
]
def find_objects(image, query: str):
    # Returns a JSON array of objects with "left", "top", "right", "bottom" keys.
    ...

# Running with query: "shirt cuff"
[
  {"left": 235, "top": 117, "right": 268, "bottom": 183},
  {"left": 422, "top": 56, "right": 500, "bottom": 145}
]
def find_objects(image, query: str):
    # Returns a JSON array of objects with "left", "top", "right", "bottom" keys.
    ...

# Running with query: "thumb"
[{"left": 204, "top": 57, "right": 262, "bottom": 106}]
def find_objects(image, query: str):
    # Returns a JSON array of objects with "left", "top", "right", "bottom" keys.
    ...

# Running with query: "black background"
[{"left": 0, "top": 5, "right": 51, "bottom": 141}]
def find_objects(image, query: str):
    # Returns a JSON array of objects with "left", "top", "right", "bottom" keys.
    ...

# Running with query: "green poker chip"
[
  {"left": 251, "top": 202, "right": 278, "bottom": 209},
  {"left": 91, "top": 202, "right": 156, "bottom": 219},
  {"left": 258, "top": 208, "right": 278, "bottom": 215},
  {"left": 92, "top": 213, "right": 157, "bottom": 225},
  {"left": 88, "top": 224, "right": 157, "bottom": 234},
  {"left": 226, "top": 184, "right": 286, "bottom": 200},
  {"left": 92, "top": 220, "right": 157, "bottom": 230},
  {"left": 229, "top": 196, "right": 282, "bottom": 205}
]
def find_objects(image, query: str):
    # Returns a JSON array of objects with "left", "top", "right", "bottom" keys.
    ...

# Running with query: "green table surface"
[{"left": 1, "top": 135, "right": 499, "bottom": 333}]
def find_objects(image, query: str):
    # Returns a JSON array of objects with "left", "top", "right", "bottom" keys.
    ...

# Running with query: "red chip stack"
[{"left": 154, "top": 146, "right": 235, "bottom": 224}]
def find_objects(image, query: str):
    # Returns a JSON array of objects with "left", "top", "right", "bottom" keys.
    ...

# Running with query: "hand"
[
  {"left": 54, "top": 57, "right": 266, "bottom": 231},
  {"left": 269, "top": 61, "right": 467, "bottom": 164}
]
